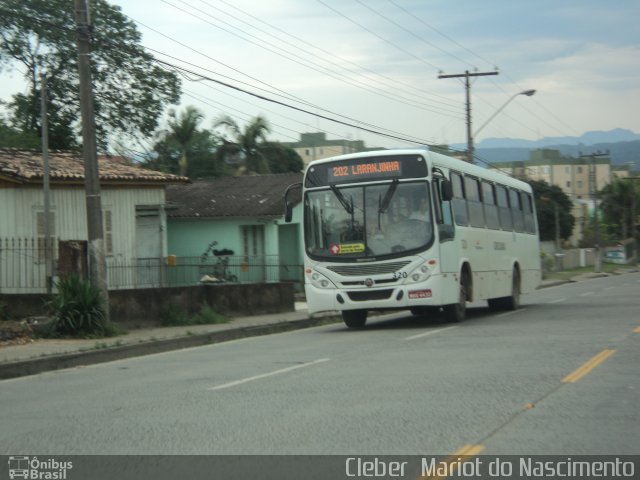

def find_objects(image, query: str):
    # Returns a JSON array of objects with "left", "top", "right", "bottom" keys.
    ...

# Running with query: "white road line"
[
  {"left": 404, "top": 326, "right": 458, "bottom": 341},
  {"left": 547, "top": 298, "right": 567, "bottom": 304},
  {"left": 580, "top": 291, "right": 594, "bottom": 297},
  {"left": 496, "top": 307, "right": 526, "bottom": 318},
  {"left": 208, "top": 358, "right": 330, "bottom": 391}
]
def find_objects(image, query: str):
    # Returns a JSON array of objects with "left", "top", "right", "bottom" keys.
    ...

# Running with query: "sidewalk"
[
  {"left": 1, "top": 268, "right": 637, "bottom": 380},
  {"left": 0, "top": 302, "right": 340, "bottom": 380}
]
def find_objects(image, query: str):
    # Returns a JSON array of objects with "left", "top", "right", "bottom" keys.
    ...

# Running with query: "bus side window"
[
  {"left": 482, "top": 181, "right": 500, "bottom": 230},
  {"left": 496, "top": 185, "right": 512, "bottom": 230},
  {"left": 451, "top": 172, "right": 468, "bottom": 226},
  {"left": 465, "top": 176, "right": 485, "bottom": 228},
  {"left": 523, "top": 193, "right": 536, "bottom": 234},
  {"left": 510, "top": 189, "right": 525, "bottom": 232}
]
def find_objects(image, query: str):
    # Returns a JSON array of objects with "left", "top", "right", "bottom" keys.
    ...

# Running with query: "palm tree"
[
  {"left": 167, "top": 106, "right": 205, "bottom": 177},
  {"left": 214, "top": 115, "right": 271, "bottom": 174},
  {"left": 599, "top": 178, "right": 639, "bottom": 239}
]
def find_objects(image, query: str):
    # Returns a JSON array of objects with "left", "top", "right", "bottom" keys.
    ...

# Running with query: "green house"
[{"left": 165, "top": 173, "right": 303, "bottom": 288}]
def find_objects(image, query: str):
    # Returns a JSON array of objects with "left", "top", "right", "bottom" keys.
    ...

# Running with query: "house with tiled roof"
[
  {"left": 165, "top": 172, "right": 304, "bottom": 287},
  {"left": 0, "top": 149, "right": 187, "bottom": 293}
]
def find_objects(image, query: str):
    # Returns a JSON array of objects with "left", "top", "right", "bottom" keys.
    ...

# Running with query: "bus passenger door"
[
  {"left": 433, "top": 180, "right": 457, "bottom": 274},
  {"left": 438, "top": 201, "right": 458, "bottom": 274}
]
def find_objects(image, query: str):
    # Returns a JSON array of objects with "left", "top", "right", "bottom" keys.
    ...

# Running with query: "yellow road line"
[
  {"left": 419, "top": 444, "right": 485, "bottom": 480},
  {"left": 562, "top": 349, "right": 616, "bottom": 383}
]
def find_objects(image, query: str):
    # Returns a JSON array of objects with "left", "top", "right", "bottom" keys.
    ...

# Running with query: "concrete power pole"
[
  {"left": 580, "top": 151, "right": 609, "bottom": 273},
  {"left": 75, "top": 0, "right": 110, "bottom": 319},
  {"left": 438, "top": 70, "right": 498, "bottom": 163},
  {"left": 40, "top": 73, "right": 53, "bottom": 295}
]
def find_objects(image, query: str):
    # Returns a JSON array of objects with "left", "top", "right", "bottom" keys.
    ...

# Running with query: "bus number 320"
[{"left": 393, "top": 271, "right": 408, "bottom": 279}]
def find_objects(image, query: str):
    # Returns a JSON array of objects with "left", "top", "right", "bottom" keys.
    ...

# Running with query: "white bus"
[{"left": 285, "top": 149, "right": 541, "bottom": 328}]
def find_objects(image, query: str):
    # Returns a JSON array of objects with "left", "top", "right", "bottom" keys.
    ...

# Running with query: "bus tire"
[
  {"left": 488, "top": 268, "right": 520, "bottom": 311},
  {"left": 342, "top": 309, "right": 367, "bottom": 329},
  {"left": 443, "top": 274, "right": 467, "bottom": 323},
  {"left": 502, "top": 268, "right": 520, "bottom": 310}
]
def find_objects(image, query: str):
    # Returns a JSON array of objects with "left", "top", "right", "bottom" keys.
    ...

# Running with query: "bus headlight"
[
  {"left": 405, "top": 263, "right": 432, "bottom": 285},
  {"left": 307, "top": 269, "right": 335, "bottom": 289}
]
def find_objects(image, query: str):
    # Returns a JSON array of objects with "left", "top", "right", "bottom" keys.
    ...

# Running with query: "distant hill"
[{"left": 457, "top": 129, "right": 640, "bottom": 166}]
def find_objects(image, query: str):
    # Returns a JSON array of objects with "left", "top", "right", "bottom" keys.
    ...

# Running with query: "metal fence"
[
  {"left": 107, "top": 255, "right": 302, "bottom": 290},
  {"left": 0, "top": 238, "right": 304, "bottom": 293},
  {"left": 0, "top": 237, "right": 55, "bottom": 293}
]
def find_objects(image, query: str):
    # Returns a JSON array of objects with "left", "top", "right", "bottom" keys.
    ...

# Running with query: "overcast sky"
[{"left": 3, "top": 0, "right": 640, "bottom": 151}]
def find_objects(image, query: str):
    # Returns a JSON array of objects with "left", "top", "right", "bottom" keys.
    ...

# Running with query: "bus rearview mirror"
[{"left": 441, "top": 180, "right": 453, "bottom": 201}]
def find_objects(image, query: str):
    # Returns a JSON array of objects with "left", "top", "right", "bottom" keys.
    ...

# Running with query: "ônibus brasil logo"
[{"left": 8, "top": 456, "right": 73, "bottom": 480}]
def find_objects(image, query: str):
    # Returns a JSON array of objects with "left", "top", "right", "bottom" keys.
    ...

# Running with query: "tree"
[
  {"left": 528, "top": 179, "right": 575, "bottom": 242},
  {"left": 0, "top": 117, "right": 40, "bottom": 149},
  {"left": 149, "top": 107, "right": 223, "bottom": 178},
  {"left": 214, "top": 115, "right": 271, "bottom": 175},
  {"left": 0, "top": 0, "right": 181, "bottom": 151},
  {"left": 599, "top": 178, "right": 639, "bottom": 239},
  {"left": 260, "top": 141, "right": 304, "bottom": 173}
]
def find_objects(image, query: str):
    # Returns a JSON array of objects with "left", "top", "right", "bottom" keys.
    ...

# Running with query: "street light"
[{"left": 473, "top": 89, "right": 537, "bottom": 139}]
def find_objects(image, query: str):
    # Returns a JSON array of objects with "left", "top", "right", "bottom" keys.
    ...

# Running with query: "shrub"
[
  {"left": 45, "top": 274, "right": 118, "bottom": 338},
  {"left": 160, "top": 303, "right": 228, "bottom": 326}
]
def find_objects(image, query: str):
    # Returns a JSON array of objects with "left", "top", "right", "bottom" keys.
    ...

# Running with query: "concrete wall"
[{"left": 1, "top": 282, "right": 294, "bottom": 323}]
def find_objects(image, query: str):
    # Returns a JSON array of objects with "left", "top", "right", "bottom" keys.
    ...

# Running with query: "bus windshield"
[{"left": 304, "top": 181, "right": 434, "bottom": 260}]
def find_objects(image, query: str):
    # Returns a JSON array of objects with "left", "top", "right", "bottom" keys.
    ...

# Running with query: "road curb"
[{"left": 0, "top": 315, "right": 341, "bottom": 380}]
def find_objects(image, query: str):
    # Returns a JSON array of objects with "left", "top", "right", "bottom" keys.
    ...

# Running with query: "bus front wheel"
[
  {"left": 443, "top": 276, "right": 467, "bottom": 323},
  {"left": 342, "top": 309, "right": 367, "bottom": 329}
]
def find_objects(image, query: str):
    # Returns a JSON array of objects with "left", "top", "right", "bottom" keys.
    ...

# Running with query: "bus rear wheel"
[
  {"left": 488, "top": 268, "right": 520, "bottom": 311},
  {"left": 443, "top": 275, "right": 467, "bottom": 323},
  {"left": 342, "top": 309, "right": 367, "bottom": 329}
]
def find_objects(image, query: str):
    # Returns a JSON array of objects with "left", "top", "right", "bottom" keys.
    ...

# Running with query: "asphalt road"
[{"left": 1, "top": 273, "right": 639, "bottom": 456}]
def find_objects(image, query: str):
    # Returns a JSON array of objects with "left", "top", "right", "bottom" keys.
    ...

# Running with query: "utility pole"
[
  {"left": 75, "top": 0, "right": 109, "bottom": 319},
  {"left": 40, "top": 73, "right": 53, "bottom": 295},
  {"left": 580, "top": 151, "right": 609, "bottom": 273},
  {"left": 438, "top": 70, "right": 499, "bottom": 163}
]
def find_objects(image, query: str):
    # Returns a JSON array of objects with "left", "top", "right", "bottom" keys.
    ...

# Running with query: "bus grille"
[
  {"left": 347, "top": 289, "right": 394, "bottom": 301},
  {"left": 327, "top": 261, "right": 410, "bottom": 276}
]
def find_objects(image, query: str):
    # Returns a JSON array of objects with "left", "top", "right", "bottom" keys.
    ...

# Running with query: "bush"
[
  {"left": 45, "top": 274, "right": 118, "bottom": 338},
  {"left": 160, "top": 303, "right": 228, "bottom": 326}
]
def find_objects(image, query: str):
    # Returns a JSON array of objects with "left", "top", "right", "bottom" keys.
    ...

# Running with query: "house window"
[
  {"left": 242, "top": 225, "right": 264, "bottom": 259},
  {"left": 577, "top": 180, "right": 583, "bottom": 188},
  {"left": 577, "top": 166, "right": 583, "bottom": 173},
  {"left": 566, "top": 181, "right": 571, "bottom": 188}
]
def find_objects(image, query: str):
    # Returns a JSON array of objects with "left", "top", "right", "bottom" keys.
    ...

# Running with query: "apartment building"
[
  {"left": 489, "top": 149, "right": 629, "bottom": 200},
  {"left": 283, "top": 132, "right": 374, "bottom": 166},
  {"left": 489, "top": 149, "right": 633, "bottom": 245}
]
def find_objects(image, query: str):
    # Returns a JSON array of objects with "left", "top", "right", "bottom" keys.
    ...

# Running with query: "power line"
[
  {"left": 315, "top": 0, "right": 441, "bottom": 73},
  {"left": 212, "top": 0, "right": 461, "bottom": 110},
  {"left": 353, "top": 0, "right": 473, "bottom": 69},
  {"left": 152, "top": 56, "right": 438, "bottom": 146},
  {"left": 386, "top": 0, "right": 496, "bottom": 69},
  {"left": 160, "top": 0, "right": 463, "bottom": 118}
]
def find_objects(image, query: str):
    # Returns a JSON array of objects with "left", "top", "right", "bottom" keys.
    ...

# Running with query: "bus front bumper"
[{"left": 304, "top": 275, "right": 458, "bottom": 314}]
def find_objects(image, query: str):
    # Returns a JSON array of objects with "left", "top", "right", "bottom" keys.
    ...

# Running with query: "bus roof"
[{"left": 305, "top": 149, "right": 533, "bottom": 193}]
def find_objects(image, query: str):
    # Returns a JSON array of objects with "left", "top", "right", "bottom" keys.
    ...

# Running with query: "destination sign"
[
  {"left": 328, "top": 160, "right": 402, "bottom": 181},
  {"left": 305, "top": 154, "right": 428, "bottom": 187}
]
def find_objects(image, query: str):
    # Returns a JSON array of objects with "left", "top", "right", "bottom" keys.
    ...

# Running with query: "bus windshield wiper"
[
  {"left": 378, "top": 179, "right": 399, "bottom": 213},
  {"left": 330, "top": 184, "right": 353, "bottom": 214}
]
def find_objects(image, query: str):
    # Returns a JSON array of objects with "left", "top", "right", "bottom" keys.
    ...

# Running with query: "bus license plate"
[{"left": 409, "top": 289, "right": 432, "bottom": 299}]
